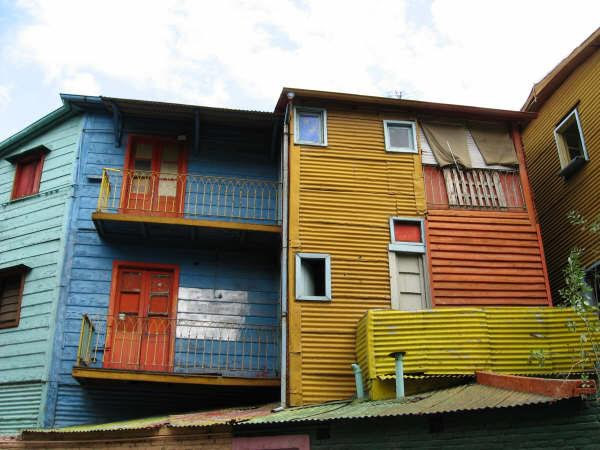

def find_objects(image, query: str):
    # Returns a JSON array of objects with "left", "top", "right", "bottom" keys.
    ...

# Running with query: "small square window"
[
  {"left": 295, "top": 253, "right": 331, "bottom": 301},
  {"left": 389, "top": 218, "right": 425, "bottom": 253},
  {"left": 0, "top": 265, "right": 29, "bottom": 329},
  {"left": 9, "top": 148, "right": 47, "bottom": 200},
  {"left": 554, "top": 108, "right": 588, "bottom": 170},
  {"left": 295, "top": 108, "right": 327, "bottom": 146},
  {"left": 384, "top": 120, "right": 418, "bottom": 153}
]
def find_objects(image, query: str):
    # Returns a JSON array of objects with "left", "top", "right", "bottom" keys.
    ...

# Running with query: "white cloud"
[
  {"left": 7, "top": 0, "right": 600, "bottom": 110},
  {"left": 59, "top": 72, "right": 101, "bottom": 95},
  {"left": 0, "top": 85, "right": 10, "bottom": 110}
]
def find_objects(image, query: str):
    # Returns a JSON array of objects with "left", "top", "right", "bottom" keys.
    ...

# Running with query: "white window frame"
[
  {"left": 388, "top": 217, "right": 425, "bottom": 254},
  {"left": 294, "top": 107, "right": 328, "bottom": 147},
  {"left": 295, "top": 253, "right": 332, "bottom": 301},
  {"left": 383, "top": 120, "right": 418, "bottom": 153},
  {"left": 553, "top": 108, "right": 589, "bottom": 168}
]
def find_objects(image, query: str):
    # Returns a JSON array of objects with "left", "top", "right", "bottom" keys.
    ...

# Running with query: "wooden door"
[
  {"left": 105, "top": 265, "right": 176, "bottom": 372},
  {"left": 391, "top": 253, "right": 428, "bottom": 311},
  {"left": 122, "top": 138, "right": 187, "bottom": 216}
]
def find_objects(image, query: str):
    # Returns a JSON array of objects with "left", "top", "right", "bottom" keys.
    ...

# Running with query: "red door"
[
  {"left": 104, "top": 265, "right": 176, "bottom": 372},
  {"left": 121, "top": 137, "right": 187, "bottom": 216}
]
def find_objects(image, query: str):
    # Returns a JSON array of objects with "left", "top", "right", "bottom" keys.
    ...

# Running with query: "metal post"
[
  {"left": 351, "top": 363, "right": 365, "bottom": 400},
  {"left": 389, "top": 351, "right": 406, "bottom": 400}
]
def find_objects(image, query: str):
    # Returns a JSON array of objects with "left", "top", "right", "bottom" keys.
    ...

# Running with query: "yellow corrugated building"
[
  {"left": 276, "top": 88, "right": 548, "bottom": 405},
  {"left": 522, "top": 27, "right": 600, "bottom": 300}
]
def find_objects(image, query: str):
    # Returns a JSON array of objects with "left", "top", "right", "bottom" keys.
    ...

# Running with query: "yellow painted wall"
[
  {"left": 357, "top": 307, "right": 600, "bottom": 400},
  {"left": 287, "top": 103, "right": 426, "bottom": 405},
  {"left": 522, "top": 49, "right": 600, "bottom": 297}
]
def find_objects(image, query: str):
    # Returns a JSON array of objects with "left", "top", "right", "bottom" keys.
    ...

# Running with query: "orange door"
[
  {"left": 104, "top": 266, "right": 176, "bottom": 372},
  {"left": 122, "top": 138, "right": 187, "bottom": 216}
]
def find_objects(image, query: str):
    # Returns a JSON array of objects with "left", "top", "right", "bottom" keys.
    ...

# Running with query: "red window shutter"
[
  {"left": 394, "top": 221, "right": 422, "bottom": 243},
  {"left": 12, "top": 154, "right": 44, "bottom": 200}
]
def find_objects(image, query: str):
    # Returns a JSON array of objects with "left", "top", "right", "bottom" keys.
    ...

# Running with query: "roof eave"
[{"left": 277, "top": 87, "right": 536, "bottom": 123}]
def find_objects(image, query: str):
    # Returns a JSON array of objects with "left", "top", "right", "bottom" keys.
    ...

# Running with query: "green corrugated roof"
[
  {"left": 24, "top": 383, "right": 567, "bottom": 435},
  {"left": 243, "top": 384, "right": 562, "bottom": 425}
]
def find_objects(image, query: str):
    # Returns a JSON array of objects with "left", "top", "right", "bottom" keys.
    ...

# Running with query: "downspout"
[
  {"left": 390, "top": 352, "right": 406, "bottom": 399},
  {"left": 351, "top": 363, "right": 365, "bottom": 400},
  {"left": 275, "top": 93, "right": 293, "bottom": 411}
]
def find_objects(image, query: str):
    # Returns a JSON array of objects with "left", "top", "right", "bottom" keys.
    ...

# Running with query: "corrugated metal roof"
[
  {"left": 25, "top": 404, "right": 276, "bottom": 434},
  {"left": 243, "top": 384, "right": 562, "bottom": 425}
]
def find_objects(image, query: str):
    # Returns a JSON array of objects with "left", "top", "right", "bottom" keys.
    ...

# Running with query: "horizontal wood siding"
[
  {"left": 0, "top": 115, "right": 82, "bottom": 387},
  {"left": 288, "top": 105, "right": 426, "bottom": 405},
  {"left": 426, "top": 209, "right": 550, "bottom": 306},
  {"left": 522, "top": 49, "right": 600, "bottom": 296},
  {"left": 50, "top": 112, "right": 280, "bottom": 427},
  {"left": 0, "top": 382, "right": 43, "bottom": 434}
]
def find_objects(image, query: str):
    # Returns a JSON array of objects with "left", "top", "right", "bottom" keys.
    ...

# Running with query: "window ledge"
[{"left": 559, "top": 156, "right": 588, "bottom": 179}]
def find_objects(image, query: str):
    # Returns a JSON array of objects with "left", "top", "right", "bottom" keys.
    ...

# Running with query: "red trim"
[
  {"left": 476, "top": 371, "right": 596, "bottom": 398},
  {"left": 424, "top": 218, "right": 437, "bottom": 307},
  {"left": 10, "top": 150, "right": 46, "bottom": 200},
  {"left": 106, "top": 261, "right": 180, "bottom": 370}
]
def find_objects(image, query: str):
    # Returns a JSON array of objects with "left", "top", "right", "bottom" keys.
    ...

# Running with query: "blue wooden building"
[{"left": 0, "top": 95, "right": 283, "bottom": 432}]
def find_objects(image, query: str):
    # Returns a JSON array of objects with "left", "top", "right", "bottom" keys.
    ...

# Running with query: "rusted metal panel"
[
  {"left": 426, "top": 209, "right": 551, "bottom": 306},
  {"left": 522, "top": 48, "right": 600, "bottom": 297},
  {"left": 287, "top": 106, "right": 426, "bottom": 405},
  {"left": 356, "top": 307, "right": 599, "bottom": 385}
]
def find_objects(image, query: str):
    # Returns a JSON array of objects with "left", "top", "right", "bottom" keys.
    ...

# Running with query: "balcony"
[
  {"left": 356, "top": 307, "right": 599, "bottom": 400},
  {"left": 73, "top": 314, "right": 280, "bottom": 387},
  {"left": 92, "top": 168, "right": 282, "bottom": 241},
  {"left": 424, "top": 166, "right": 525, "bottom": 210}
]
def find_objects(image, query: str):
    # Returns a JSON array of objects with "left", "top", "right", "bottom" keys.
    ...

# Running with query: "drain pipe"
[
  {"left": 351, "top": 363, "right": 365, "bottom": 400},
  {"left": 275, "top": 93, "right": 293, "bottom": 412},
  {"left": 389, "top": 352, "right": 406, "bottom": 399}
]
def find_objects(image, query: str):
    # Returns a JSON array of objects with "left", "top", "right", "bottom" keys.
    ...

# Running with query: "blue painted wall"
[
  {"left": 46, "top": 112, "right": 281, "bottom": 427},
  {"left": 0, "top": 115, "right": 84, "bottom": 434}
]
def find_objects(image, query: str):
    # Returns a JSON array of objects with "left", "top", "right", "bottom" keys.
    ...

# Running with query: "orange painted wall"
[{"left": 425, "top": 209, "right": 551, "bottom": 306}]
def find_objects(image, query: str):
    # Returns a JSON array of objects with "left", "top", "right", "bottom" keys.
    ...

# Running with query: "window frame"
[
  {"left": 9, "top": 148, "right": 48, "bottom": 201},
  {"left": 553, "top": 108, "right": 589, "bottom": 169},
  {"left": 295, "top": 253, "right": 332, "bottom": 301},
  {"left": 294, "top": 107, "right": 328, "bottom": 147},
  {"left": 0, "top": 265, "right": 30, "bottom": 330},
  {"left": 383, "top": 120, "right": 418, "bottom": 154},
  {"left": 388, "top": 217, "right": 426, "bottom": 253}
]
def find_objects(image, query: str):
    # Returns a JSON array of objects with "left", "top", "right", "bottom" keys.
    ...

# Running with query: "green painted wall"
[
  {"left": 240, "top": 399, "right": 600, "bottom": 449},
  {"left": 0, "top": 114, "right": 83, "bottom": 433}
]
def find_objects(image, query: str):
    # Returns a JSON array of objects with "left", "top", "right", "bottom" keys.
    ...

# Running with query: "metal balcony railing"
[
  {"left": 97, "top": 168, "right": 281, "bottom": 223},
  {"left": 424, "top": 166, "right": 526, "bottom": 209},
  {"left": 76, "top": 314, "right": 280, "bottom": 378}
]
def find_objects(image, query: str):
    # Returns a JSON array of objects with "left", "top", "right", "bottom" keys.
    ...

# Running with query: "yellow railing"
[
  {"left": 97, "top": 168, "right": 281, "bottom": 223},
  {"left": 75, "top": 315, "right": 280, "bottom": 378}
]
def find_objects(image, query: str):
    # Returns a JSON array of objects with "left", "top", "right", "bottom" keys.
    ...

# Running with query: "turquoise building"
[{"left": 0, "top": 95, "right": 284, "bottom": 433}]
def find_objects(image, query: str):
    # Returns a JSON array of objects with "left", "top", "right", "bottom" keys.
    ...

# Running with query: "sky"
[{"left": 0, "top": 0, "right": 598, "bottom": 141}]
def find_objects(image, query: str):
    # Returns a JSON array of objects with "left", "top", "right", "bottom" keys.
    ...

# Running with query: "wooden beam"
[
  {"left": 72, "top": 367, "right": 280, "bottom": 387},
  {"left": 92, "top": 212, "right": 282, "bottom": 234}
]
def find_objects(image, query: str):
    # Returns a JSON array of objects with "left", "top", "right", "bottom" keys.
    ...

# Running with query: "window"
[
  {"left": 384, "top": 120, "right": 418, "bottom": 153},
  {"left": 0, "top": 265, "right": 29, "bottom": 329},
  {"left": 388, "top": 218, "right": 429, "bottom": 311},
  {"left": 585, "top": 263, "right": 599, "bottom": 307},
  {"left": 554, "top": 108, "right": 588, "bottom": 174},
  {"left": 9, "top": 148, "right": 47, "bottom": 200},
  {"left": 295, "top": 107, "right": 327, "bottom": 146},
  {"left": 295, "top": 253, "right": 331, "bottom": 301}
]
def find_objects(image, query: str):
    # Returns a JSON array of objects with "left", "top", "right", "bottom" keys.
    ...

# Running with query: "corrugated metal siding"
[
  {"left": 357, "top": 308, "right": 598, "bottom": 381},
  {"left": 288, "top": 106, "right": 426, "bottom": 405},
  {"left": 0, "top": 382, "right": 43, "bottom": 434},
  {"left": 522, "top": 49, "right": 600, "bottom": 296},
  {"left": 426, "top": 209, "right": 550, "bottom": 305}
]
